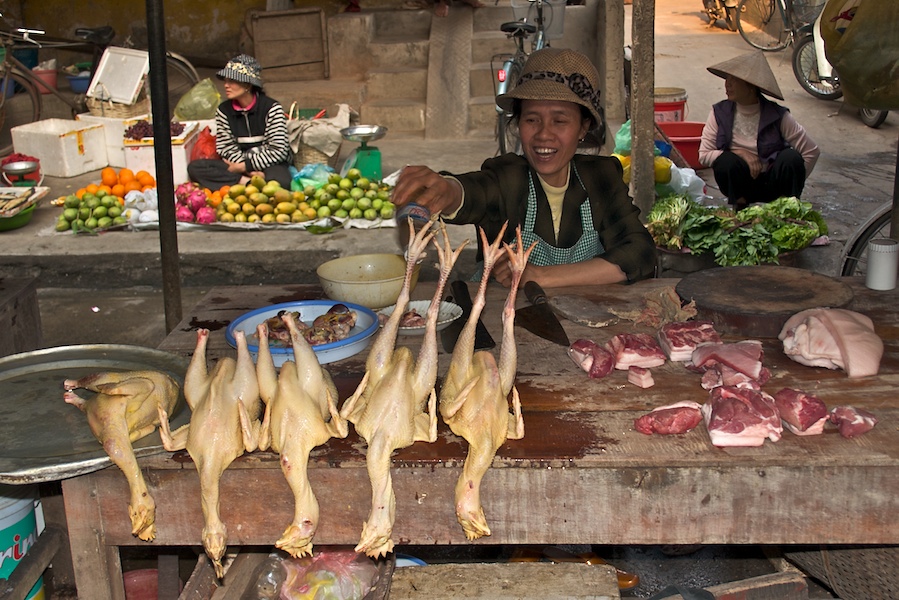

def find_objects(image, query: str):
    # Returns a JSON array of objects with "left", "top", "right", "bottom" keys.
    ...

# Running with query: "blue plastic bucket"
[{"left": 0, "top": 485, "right": 44, "bottom": 600}]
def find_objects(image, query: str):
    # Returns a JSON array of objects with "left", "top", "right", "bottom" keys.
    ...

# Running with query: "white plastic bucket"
[
  {"left": 0, "top": 485, "right": 45, "bottom": 600},
  {"left": 654, "top": 87, "right": 688, "bottom": 122}
]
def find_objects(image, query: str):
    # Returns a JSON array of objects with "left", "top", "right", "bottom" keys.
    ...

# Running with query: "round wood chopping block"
[{"left": 675, "top": 265, "right": 854, "bottom": 338}]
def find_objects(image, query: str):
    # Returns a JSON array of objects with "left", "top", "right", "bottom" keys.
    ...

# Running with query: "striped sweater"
[{"left": 215, "top": 93, "right": 291, "bottom": 172}]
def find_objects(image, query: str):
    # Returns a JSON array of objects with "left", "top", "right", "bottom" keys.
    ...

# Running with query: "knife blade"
[
  {"left": 440, "top": 280, "right": 496, "bottom": 352},
  {"left": 515, "top": 281, "right": 571, "bottom": 346}
]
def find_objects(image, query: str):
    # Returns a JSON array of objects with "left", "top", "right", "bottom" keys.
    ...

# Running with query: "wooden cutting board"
[{"left": 675, "top": 265, "right": 854, "bottom": 338}]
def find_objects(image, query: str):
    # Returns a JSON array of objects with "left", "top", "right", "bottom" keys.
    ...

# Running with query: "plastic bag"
[
  {"left": 613, "top": 120, "right": 632, "bottom": 156},
  {"left": 821, "top": 0, "right": 899, "bottom": 109},
  {"left": 173, "top": 78, "right": 221, "bottom": 120},
  {"left": 655, "top": 164, "right": 709, "bottom": 203},
  {"left": 190, "top": 126, "right": 219, "bottom": 161},
  {"left": 250, "top": 549, "right": 380, "bottom": 600}
]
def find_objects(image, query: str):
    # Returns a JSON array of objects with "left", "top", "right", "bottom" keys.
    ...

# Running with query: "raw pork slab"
[
  {"left": 634, "top": 401, "right": 702, "bottom": 435},
  {"left": 773, "top": 388, "right": 828, "bottom": 435},
  {"left": 658, "top": 320, "right": 721, "bottom": 362},
  {"left": 779, "top": 308, "right": 883, "bottom": 378},
  {"left": 607, "top": 333, "right": 666, "bottom": 370},
  {"left": 702, "top": 385, "right": 782, "bottom": 447}
]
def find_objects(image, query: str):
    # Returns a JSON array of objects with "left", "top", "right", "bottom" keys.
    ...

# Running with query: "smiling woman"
[{"left": 391, "top": 47, "right": 656, "bottom": 290}]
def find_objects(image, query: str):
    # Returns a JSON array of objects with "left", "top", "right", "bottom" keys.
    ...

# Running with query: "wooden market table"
[{"left": 60, "top": 278, "right": 899, "bottom": 599}]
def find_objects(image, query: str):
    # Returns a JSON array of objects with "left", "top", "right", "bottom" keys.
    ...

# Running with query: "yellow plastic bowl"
[{"left": 316, "top": 253, "right": 421, "bottom": 309}]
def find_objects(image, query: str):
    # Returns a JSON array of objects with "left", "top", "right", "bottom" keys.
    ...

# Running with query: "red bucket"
[
  {"left": 33, "top": 69, "right": 57, "bottom": 95},
  {"left": 657, "top": 121, "right": 705, "bottom": 170}
]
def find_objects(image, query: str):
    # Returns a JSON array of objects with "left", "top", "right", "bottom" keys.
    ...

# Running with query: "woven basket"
[
  {"left": 86, "top": 95, "right": 150, "bottom": 119},
  {"left": 785, "top": 545, "right": 899, "bottom": 600},
  {"left": 295, "top": 142, "right": 341, "bottom": 170}
]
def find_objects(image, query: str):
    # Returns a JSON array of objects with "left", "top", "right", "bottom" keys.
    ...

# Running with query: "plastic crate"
[
  {"left": 10, "top": 119, "right": 107, "bottom": 177},
  {"left": 124, "top": 128, "right": 198, "bottom": 186},
  {"left": 510, "top": 0, "right": 566, "bottom": 40}
]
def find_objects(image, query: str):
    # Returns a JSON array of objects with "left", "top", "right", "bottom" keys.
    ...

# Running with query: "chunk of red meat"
[
  {"left": 773, "top": 388, "right": 828, "bottom": 435},
  {"left": 779, "top": 308, "right": 883, "bottom": 378},
  {"left": 691, "top": 340, "right": 764, "bottom": 380},
  {"left": 700, "top": 364, "right": 770, "bottom": 391},
  {"left": 829, "top": 406, "right": 878, "bottom": 438},
  {"left": 634, "top": 401, "right": 702, "bottom": 435},
  {"left": 658, "top": 320, "right": 722, "bottom": 362},
  {"left": 568, "top": 338, "right": 614, "bottom": 379},
  {"left": 701, "top": 385, "right": 782, "bottom": 447},
  {"left": 627, "top": 366, "right": 655, "bottom": 388},
  {"left": 607, "top": 333, "right": 666, "bottom": 370}
]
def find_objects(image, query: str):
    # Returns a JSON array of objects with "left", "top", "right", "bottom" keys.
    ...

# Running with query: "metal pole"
[
  {"left": 146, "top": 0, "right": 182, "bottom": 333},
  {"left": 630, "top": 0, "right": 655, "bottom": 216}
]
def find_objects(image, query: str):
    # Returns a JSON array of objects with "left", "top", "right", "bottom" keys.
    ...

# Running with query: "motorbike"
[
  {"left": 702, "top": 0, "right": 738, "bottom": 32},
  {"left": 792, "top": 11, "right": 889, "bottom": 128}
]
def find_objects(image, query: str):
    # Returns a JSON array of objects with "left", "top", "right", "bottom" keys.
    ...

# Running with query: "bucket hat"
[
  {"left": 707, "top": 50, "right": 784, "bottom": 100},
  {"left": 496, "top": 47, "right": 604, "bottom": 128},
  {"left": 217, "top": 54, "right": 264, "bottom": 89}
]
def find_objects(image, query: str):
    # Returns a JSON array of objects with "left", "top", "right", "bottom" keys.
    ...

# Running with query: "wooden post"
[{"left": 630, "top": 0, "right": 655, "bottom": 216}]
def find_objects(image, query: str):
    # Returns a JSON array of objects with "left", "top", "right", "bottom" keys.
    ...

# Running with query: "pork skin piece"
[
  {"left": 829, "top": 405, "right": 878, "bottom": 438},
  {"left": 701, "top": 385, "right": 782, "bottom": 447},
  {"left": 607, "top": 333, "right": 666, "bottom": 370},
  {"left": 699, "top": 364, "right": 770, "bottom": 391},
  {"left": 773, "top": 388, "right": 828, "bottom": 435},
  {"left": 568, "top": 338, "right": 614, "bottom": 379},
  {"left": 690, "top": 340, "right": 764, "bottom": 380},
  {"left": 779, "top": 308, "right": 883, "bottom": 378},
  {"left": 658, "top": 320, "right": 722, "bottom": 362},
  {"left": 627, "top": 366, "right": 655, "bottom": 388},
  {"left": 634, "top": 401, "right": 702, "bottom": 435}
]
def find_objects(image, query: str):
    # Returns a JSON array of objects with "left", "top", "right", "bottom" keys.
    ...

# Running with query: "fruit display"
[
  {"left": 124, "top": 120, "right": 187, "bottom": 141},
  {"left": 214, "top": 169, "right": 395, "bottom": 224},
  {"left": 55, "top": 190, "right": 129, "bottom": 232}
]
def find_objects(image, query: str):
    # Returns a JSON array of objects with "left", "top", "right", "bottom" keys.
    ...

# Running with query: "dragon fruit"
[
  {"left": 187, "top": 189, "right": 208, "bottom": 214},
  {"left": 195, "top": 206, "right": 217, "bottom": 224},
  {"left": 175, "top": 182, "right": 197, "bottom": 205},
  {"left": 175, "top": 204, "right": 195, "bottom": 223}
]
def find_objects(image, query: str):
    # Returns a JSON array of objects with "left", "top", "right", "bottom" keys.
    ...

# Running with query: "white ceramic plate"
[
  {"left": 377, "top": 300, "right": 463, "bottom": 335},
  {"left": 225, "top": 300, "right": 378, "bottom": 366}
]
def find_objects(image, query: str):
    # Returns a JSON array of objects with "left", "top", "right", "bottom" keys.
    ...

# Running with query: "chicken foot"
[
  {"left": 341, "top": 218, "right": 466, "bottom": 557},
  {"left": 64, "top": 371, "right": 180, "bottom": 541},
  {"left": 157, "top": 328, "right": 261, "bottom": 579},
  {"left": 440, "top": 224, "right": 531, "bottom": 540},
  {"left": 255, "top": 315, "right": 348, "bottom": 558}
]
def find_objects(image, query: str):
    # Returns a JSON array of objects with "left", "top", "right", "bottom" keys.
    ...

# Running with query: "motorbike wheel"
[
  {"left": 724, "top": 6, "right": 738, "bottom": 31},
  {"left": 791, "top": 35, "right": 842, "bottom": 100},
  {"left": 859, "top": 108, "right": 889, "bottom": 128}
]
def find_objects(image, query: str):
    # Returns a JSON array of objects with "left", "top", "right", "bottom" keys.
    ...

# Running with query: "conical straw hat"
[{"left": 707, "top": 51, "right": 783, "bottom": 100}]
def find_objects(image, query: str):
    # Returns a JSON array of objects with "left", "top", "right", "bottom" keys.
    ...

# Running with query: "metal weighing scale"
[
  {"left": 340, "top": 125, "right": 388, "bottom": 181},
  {"left": 1, "top": 161, "right": 43, "bottom": 187}
]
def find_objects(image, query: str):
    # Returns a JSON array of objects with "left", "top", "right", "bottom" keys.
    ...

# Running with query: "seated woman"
[
  {"left": 698, "top": 51, "right": 820, "bottom": 210},
  {"left": 187, "top": 54, "right": 292, "bottom": 190},
  {"left": 391, "top": 47, "right": 656, "bottom": 288}
]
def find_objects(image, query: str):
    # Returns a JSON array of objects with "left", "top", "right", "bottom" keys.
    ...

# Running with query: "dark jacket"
[
  {"left": 712, "top": 96, "right": 789, "bottom": 165},
  {"left": 447, "top": 153, "right": 657, "bottom": 283}
]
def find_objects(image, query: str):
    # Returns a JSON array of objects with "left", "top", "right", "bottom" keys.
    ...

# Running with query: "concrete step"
[
  {"left": 471, "top": 62, "right": 500, "bottom": 100},
  {"left": 471, "top": 31, "right": 516, "bottom": 65},
  {"left": 372, "top": 7, "right": 432, "bottom": 39},
  {"left": 370, "top": 37, "right": 430, "bottom": 69},
  {"left": 360, "top": 99, "right": 426, "bottom": 133},
  {"left": 266, "top": 78, "right": 366, "bottom": 115},
  {"left": 366, "top": 67, "right": 428, "bottom": 101},
  {"left": 469, "top": 96, "right": 500, "bottom": 139}
]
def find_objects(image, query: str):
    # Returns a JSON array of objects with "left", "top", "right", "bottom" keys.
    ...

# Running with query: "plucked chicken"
[
  {"left": 255, "top": 314, "right": 349, "bottom": 558},
  {"left": 439, "top": 224, "right": 533, "bottom": 540},
  {"left": 64, "top": 370, "right": 180, "bottom": 541},
  {"left": 340, "top": 219, "right": 466, "bottom": 557},
  {"left": 156, "top": 328, "right": 262, "bottom": 578}
]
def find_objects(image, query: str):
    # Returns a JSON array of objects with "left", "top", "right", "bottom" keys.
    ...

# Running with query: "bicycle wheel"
[
  {"left": 841, "top": 202, "right": 892, "bottom": 276},
  {"left": 859, "top": 108, "right": 888, "bottom": 129},
  {"left": 497, "top": 60, "right": 522, "bottom": 156},
  {"left": 791, "top": 35, "right": 842, "bottom": 100},
  {"left": 0, "top": 71, "right": 41, "bottom": 157},
  {"left": 737, "top": 0, "right": 790, "bottom": 52}
]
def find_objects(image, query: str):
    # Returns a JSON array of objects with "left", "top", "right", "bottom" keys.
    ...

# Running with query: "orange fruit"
[
  {"left": 137, "top": 173, "right": 155, "bottom": 188},
  {"left": 124, "top": 181, "right": 142, "bottom": 193},
  {"left": 141, "top": 184, "right": 155, "bottom": 192},
  {"left": 112, "top": 184, "right": 126, "bottom": 198},
  {"left": 101, "top": 167, "right": 118, "bottom": 187},
  {"left": 118, "top": 168, "right": 135, "bottom": 185},
  {"left": 75, "top": 188, "right": 87, "bottom": 199},
  {"left": 135, "top": 170, "right": 151, "bottom": 180},
  {"left": 97, "top": 184, "right": 112, "bottom": 195},
  {"left": 85, "top": 183, "right": 100, "bottom": 194}
]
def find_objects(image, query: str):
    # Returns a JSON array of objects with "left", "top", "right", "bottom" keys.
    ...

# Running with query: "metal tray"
[{"left": 0, "top": 345, "right": 190, "bottom": 484}]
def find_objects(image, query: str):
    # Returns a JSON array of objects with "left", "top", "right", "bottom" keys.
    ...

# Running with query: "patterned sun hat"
[
  {"left": 496, "top": 47, "right": 604, "bottom": 129},
  {"left": 217, "top": 54, "right": 264, "bottom": 89},
  {"left": 707, "top": 50, "right": 784, "bottom": 100}
]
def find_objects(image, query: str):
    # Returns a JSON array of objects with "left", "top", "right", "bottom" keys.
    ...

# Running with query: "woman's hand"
[
  {"left": 732, "top": 149, "right": 762, "bottom": 178},
  {"left": 225, "top": 159, "right": 247, "bottom": 174},
  {"left": 392, "top": 166, "right": 462, "bottom": 216}
]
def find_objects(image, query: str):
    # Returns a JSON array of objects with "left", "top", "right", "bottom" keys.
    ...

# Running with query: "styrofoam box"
[
  {"left": 10, "top": 119, "right": 107, "bottom": 177},
  {"left": 76, "top": 113, "right": 149, "bottom": 168},
  {"left": 124, "top": 130, "right": 198, "bottom": 185},
  {"left": 195, "top": 119, "right": 216, "bottom": 135}
]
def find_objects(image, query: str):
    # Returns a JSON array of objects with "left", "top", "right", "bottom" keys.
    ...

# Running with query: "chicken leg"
[
  {"left": 341, "top": 218, "right": 467, "bottom": 557},
  {"left": 64, "top": 370, "right": 180, "bottom": 541},
  {"left": 439, "top": 224, "right": 533, "bottom": 540},
  {"left": 157, "top": 328, "right": 262, "bottom": 579},
  {"left": 256, "top": 314, "right": 348, "bottom": 558}
]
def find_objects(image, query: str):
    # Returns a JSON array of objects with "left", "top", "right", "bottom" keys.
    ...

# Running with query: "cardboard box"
[
  {"left": 76, "top": 112, "right": 149, "bottom": 168},
  {"left": 10, "top": 119, "right": 107, "bottom": 177},
  {"left": 124, "top": 129, "right": 198, "bottom": 185}
]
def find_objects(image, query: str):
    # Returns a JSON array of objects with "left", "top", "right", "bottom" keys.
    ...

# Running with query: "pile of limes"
[{"left": 56, "top": 191, "right": 127, "bottom": 232}]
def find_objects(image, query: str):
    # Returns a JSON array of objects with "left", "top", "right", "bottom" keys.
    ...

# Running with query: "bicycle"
[
  {"left": 841, "top": 201, "right": 894, "bottom": 277},
  {"left": 736, "top": 0, "right": 825, "bottom": 52},
  {"left": 493, "top": 0, "right": 564, "bottom": 155},
  {"left": 0, "top": 15, "right": 198, "bottom": 156}
]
